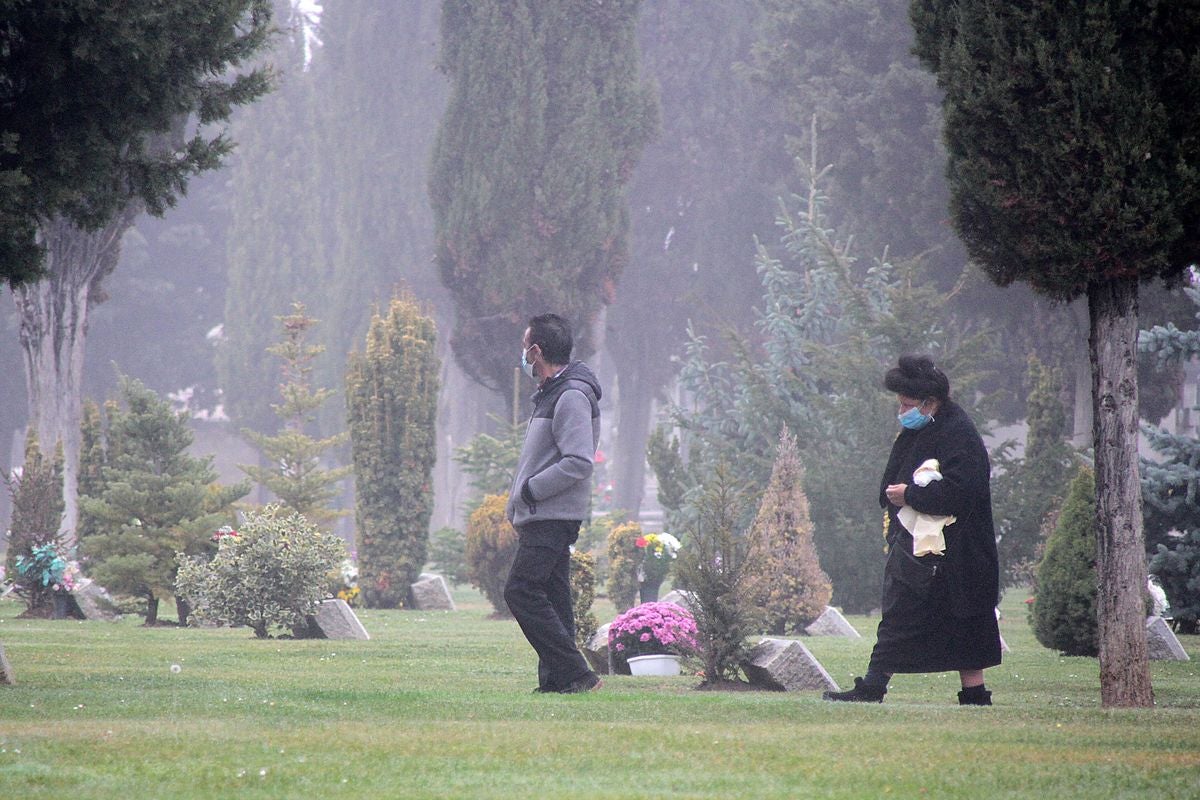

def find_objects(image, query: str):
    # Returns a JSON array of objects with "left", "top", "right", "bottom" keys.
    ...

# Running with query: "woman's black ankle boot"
[
  {"left": 822, "top": 677, "right": 887, "bottom": 703},
  {"left": 958, "top": 684, "right": 992, "bottom": 706}
]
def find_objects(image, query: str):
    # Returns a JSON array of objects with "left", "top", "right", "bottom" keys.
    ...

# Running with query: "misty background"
[{"left": 2, "top": 0, "right": 1197, "bottom": 545}]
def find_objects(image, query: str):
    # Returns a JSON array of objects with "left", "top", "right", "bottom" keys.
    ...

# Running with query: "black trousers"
[{"left": 503, "top": 518, "right": 592, "bottom": 690}]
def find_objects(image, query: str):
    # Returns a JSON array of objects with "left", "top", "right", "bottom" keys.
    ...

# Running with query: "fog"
[{"left": 2, "top": 0, "right": 1197, "bottom": 541}]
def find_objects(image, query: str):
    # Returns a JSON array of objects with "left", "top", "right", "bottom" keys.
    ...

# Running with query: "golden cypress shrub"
[
  {"left": 606, "top": 521, "right": 644, "bottom": 613},
  {"left": 570, "top": 549, "right": 598, "bottom": 646},
  {"left": 465, "top": 494, "right": 518, "bottom": 618},
  {"left": 745, "top": 429, "right": 832, "bottom": 634}
]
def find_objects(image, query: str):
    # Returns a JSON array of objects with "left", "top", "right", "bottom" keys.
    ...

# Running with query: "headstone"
[
  {"left": 1148, "top": 579, "right": 1169, "bottom": 618},
  {"left": 1146, "top": 615, "right": 1190, "bottom": 661},
  {"left": 309, "top": 599, "right": 370, "bottom": 640},
  {"left": 582, "top": 622, "right": 611, "bottom": 675},
  {"left": 804, "top": 606, "right": 861, "bottom": 638},
  {"left": 70, "top": 578, "right": 121, "bottom": 621},
  {"left": 0, "top": 641, "right": 13, "bottom": 685},
  {"left": 659, "top": 589, "right": 697, "bottom": 611},
  {"left": 741, "top": 638, "right": 839, "bottom": 692},
  {"left": 411, "top": 573, "right": 456, "bottom": 611}
]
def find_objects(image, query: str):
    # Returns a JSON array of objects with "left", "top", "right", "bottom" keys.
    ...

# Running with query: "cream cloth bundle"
[{"left": 897, "top": 459, "right": 956, "bottom": 556}]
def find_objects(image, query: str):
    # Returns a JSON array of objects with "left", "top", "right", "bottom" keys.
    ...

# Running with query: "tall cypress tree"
[
  {"left": 430, "top": 0, "right": 656, "bottom": 397},
  {"left": 911, "top": 0, "right": 1200, "bottom": 708},
  {"left": 345, "top": 293, "right": 441, "bottom": 608},
  {"left": 606, "top": 0, "right": 773, "bottom": 517}
]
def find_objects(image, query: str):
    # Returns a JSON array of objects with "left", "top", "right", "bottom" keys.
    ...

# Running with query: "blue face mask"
[
  {"left": 521, "top": 346, "right": 536, "bottom": 379},
  {"left": 898, "top": 404, "right": 933, "bottom": 430}
]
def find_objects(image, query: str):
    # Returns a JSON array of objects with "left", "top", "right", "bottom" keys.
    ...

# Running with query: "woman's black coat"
[{"left": 879, "top": 399, "right": 1000, "bottom": 618}]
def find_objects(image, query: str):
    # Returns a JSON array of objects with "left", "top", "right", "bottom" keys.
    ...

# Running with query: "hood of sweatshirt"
[{"left": 537, "top": 360, "right": 602, "bottom": 402}]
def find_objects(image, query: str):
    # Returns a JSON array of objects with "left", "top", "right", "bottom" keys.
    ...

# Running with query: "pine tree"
[
  {"left": 657, "top": 155, "right": 995, "bottom": 613},
  {"left": 345, "top": 292, "right": 441, "bottom": 608},
  {"left": 912, "top": 1, "right": 1200, "bottom": 707},
  {"left": 745, "top": 429, "right": 832, "bottom": 634},
  {"left": 1140, "top": 278, "right": 1200, "bottom": 633},
  {"left": 673, "top": 463, "right": 761, "bottom": 685},
  {"left": 1031, "top": 466, "right": 1098, "bottom": 657},
  {"left": 430, "top": 0, "right": 657, "bottom": 397},
  {"left": 80, "top": 377, "right": 248, "bottom": 624},
  {"left": 5, "top": 2, "right": 272, "bottom": 544},
  {"left": 239, "top": 304, "right": 350, "bottom": 529}
]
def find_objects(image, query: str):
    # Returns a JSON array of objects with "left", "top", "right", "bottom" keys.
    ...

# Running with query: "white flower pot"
[{"left": 626, "top": 654, "right": 682, "bottom": 676}]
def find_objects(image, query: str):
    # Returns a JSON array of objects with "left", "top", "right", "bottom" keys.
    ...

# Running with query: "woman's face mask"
[{"left": 897, "top": 398, "right": 933, "bottom": 430}]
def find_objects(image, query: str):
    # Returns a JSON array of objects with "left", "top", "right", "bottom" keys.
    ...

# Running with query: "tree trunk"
[
  {"left": 1088, "top": 278, "right": 1153, "bottom": 708},
  {"left": 613, "top": 367, "right": 654, "bottom": 519},
  {"left": 145, "top": 594, "right": 159, "bottom": 626},
  {"left": 1069, "top": 298, "right": 1093, "bottom": 448},
  {"left": 13, "top": 212, "right": 133, "bottom": 547}
]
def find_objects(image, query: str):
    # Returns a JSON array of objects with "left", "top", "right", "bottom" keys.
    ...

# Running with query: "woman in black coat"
[{"left": 823, "top": 355, "right": 1002, "bottom": 705}]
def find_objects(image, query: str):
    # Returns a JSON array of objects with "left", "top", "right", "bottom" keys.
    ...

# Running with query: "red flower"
[{"left": 635, "top": 537, "right": 648, "bottom": 548}]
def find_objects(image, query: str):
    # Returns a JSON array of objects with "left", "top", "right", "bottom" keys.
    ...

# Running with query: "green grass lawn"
[{"left": 1, "top": 588, "right": 1198, "bottom": 799}]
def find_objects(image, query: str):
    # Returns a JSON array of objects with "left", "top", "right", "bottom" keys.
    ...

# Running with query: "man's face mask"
[{"left": 521, "top": 344, "right": 536, "bottom": 379}]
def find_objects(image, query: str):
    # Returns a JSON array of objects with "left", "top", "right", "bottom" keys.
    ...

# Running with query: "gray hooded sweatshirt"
[{"left": 506, "top": 361, "right": 602, "bottom": 528}]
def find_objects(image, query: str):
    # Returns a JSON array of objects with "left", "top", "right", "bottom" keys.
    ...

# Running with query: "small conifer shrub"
[{"left": 1030, "top": 467, "right": 1098, "bottom": 657}]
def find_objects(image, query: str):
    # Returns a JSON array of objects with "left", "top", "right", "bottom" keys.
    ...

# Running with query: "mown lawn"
[{"left": 1, "top": 588, "right": 1197, "bottom": 799}]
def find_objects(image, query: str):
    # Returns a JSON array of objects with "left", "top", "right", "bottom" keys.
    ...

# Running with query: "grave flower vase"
[{"left": 627, "top": 653, "right": 682, "bottom": 676}]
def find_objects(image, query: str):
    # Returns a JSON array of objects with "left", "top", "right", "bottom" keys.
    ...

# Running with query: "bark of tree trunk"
[
  {"left": 145, "top": 594, "right": 159, "bottom": 626},
  {"left": 1088, "top": 277, "right": 1154, "bottom": 708},
  {"left": 613, "top": 367, "right": 654, "bottom": 518},
  {"left": 13, "top": 212, "right": 134, "bottom": 548}
]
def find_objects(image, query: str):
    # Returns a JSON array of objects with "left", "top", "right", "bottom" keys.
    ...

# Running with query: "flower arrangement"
[
  {"left": 636, "top": 532, "right": 681, "bottom": 560},
  {"left": 14, "top": 541, "right": 80, "bottom": 593},
  {"left": 635, "top": 532, "right": 681, "bottom": 602},
  {"left": 608, "top": 600, "right": 699, "bottom": 659},
  {"left": 211, "top": 525, "right": 239, "bottom": 542}
]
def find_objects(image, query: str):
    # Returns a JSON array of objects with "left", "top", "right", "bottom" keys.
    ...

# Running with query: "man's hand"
[{"left": 885, "top": 483, "right": 908, "bottom": 508}]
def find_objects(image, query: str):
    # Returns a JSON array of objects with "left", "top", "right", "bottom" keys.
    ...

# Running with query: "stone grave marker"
[
  {"left": 659, "top": 589, "right": 697, "bottom": 611},
  {"left": 582, "top": 622, "right": 611, "bottom": 675},
  {"left": 741, "top": 638, "right": 839, "bottom": 692},
  {"left": 70, "top": 579, "right": 121, "bottom": 621},
  {"left": 1146, "top": 616, "right": 1190, "bottom": 661},
  {"left": 0, "top": 641, "right": 13, "bottom": 685},
  {"left": 309, "top": 598, "right": 370, "bottom": 640},
  {"left": 804, "top": 606, "right": 861, "bottom": 638},
  {"left": 411, "top": 573, "right": 456, "bottom": 611}
]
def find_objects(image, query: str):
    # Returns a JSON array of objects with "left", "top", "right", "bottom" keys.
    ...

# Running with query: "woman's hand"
[{"left": 885, "top": 483, "right": 908, "bottom": 508}]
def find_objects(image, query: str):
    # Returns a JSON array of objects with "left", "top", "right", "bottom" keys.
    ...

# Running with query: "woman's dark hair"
[
  {"left": 884, "top": 354, "right": 950, "bottom": 401},
  {"left": 528, "top": 313, "right": 573, "bottom": 364}
]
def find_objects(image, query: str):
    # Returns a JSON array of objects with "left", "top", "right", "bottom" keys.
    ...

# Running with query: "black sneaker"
[
  {"left": 557, "top": 672, "right": 602, "bottom": 694},
  {"left": 822, "top": 677, "right": 886, "bottom": 703}
]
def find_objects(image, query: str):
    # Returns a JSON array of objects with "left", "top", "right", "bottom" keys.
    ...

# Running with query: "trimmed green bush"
[
  {"left": 1030, "top": 466, "right": 1098, "bottom": 657},
  {"left": 465, "top": 494, "right": 517, "bottom": 618},
  {"left": 174, "top": 505, "right": 346, "bottom": 638}
]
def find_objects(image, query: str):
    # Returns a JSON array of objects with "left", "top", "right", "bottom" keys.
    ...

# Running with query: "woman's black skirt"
[{"left": 867, "top": 542, "right": 1002, "bottom": 674}]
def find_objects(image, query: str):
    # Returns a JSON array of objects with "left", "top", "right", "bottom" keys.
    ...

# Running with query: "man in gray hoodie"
[{"left": 504, "top": 313, "right": 602, "bottom": 694}]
